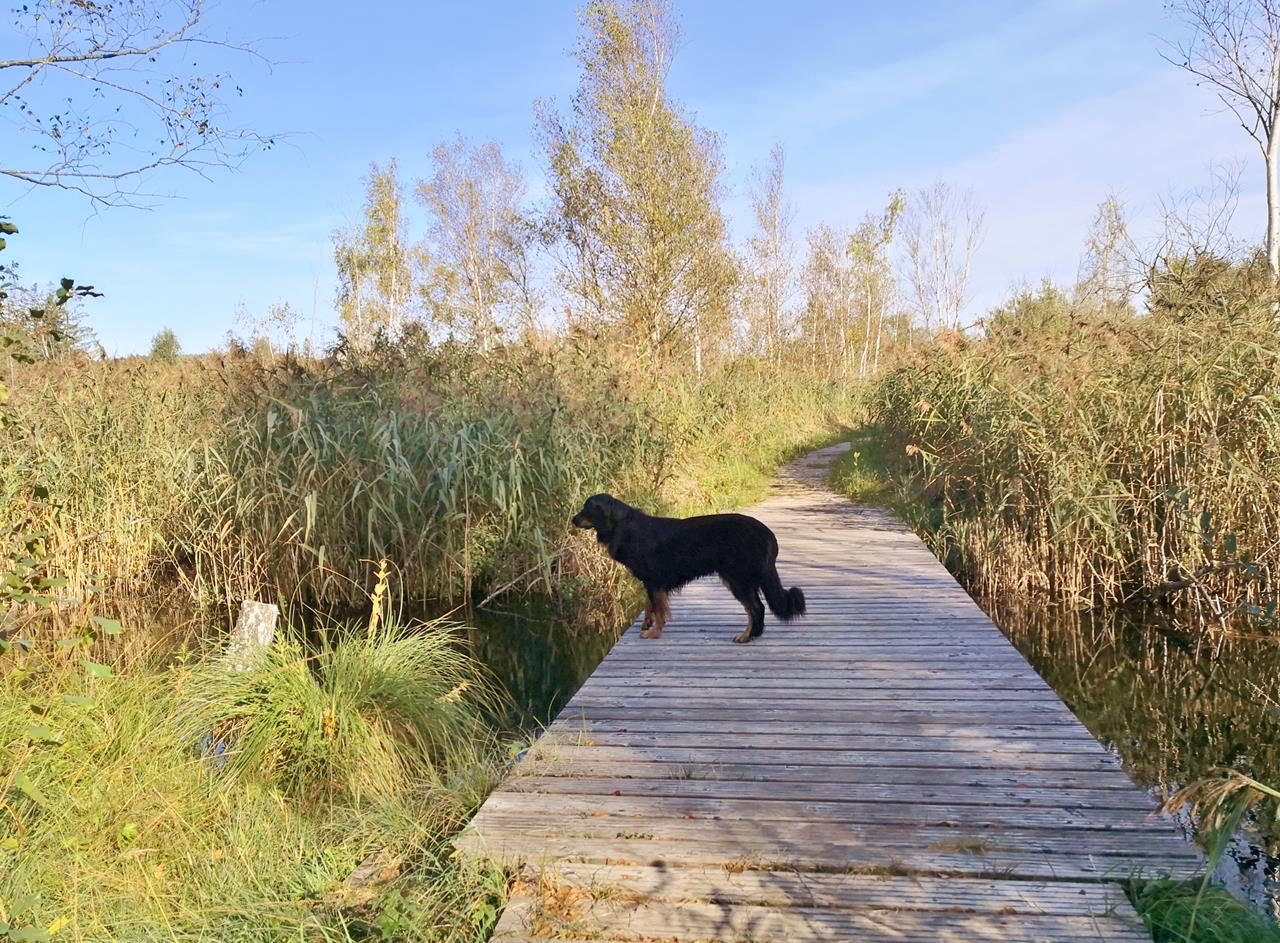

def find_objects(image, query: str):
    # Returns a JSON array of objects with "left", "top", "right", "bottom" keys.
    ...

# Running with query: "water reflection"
[
  {"left": 460, "top": 602, "right": 617, "bottom": 731},
  {"left": 983, "top": 599, "right": 1280, "bottom": 916}
]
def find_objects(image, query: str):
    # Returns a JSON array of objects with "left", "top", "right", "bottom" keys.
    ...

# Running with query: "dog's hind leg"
[
  {"left": 726, "top": 579, "right": 765, "bottom": 644},
  {"left": 640, "top": 595, "right": 655, "bottom": 635}
]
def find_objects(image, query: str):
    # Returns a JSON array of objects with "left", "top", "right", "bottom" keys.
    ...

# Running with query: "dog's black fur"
[{"left": 572, "top": 493, "right": 806, "bottom": 643}]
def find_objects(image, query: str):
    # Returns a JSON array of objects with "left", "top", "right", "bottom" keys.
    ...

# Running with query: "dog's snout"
[{"left": 572, "top": 513, "right": 589, "bottom": 528}]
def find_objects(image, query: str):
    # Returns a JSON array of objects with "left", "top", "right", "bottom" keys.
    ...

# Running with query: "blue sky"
[{"left": 2, "top": 0, "right": 1261, "bottom": 354}]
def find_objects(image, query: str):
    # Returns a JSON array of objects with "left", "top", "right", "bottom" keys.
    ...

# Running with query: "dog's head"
[{"left": 572, "top": 493, "right": 631, "bottom": 540}]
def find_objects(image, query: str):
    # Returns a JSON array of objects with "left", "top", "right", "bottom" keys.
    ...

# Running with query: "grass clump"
[
  {"left": 0, "top": 610, "right": 506, "bottom": 942},
  {"left": 182, "top": 620, "right": 500, "bottom": 806},
  {"left": 828, "top": 426, "right": 904, "bottom": 509},
  {"left": 1131, "top": 879, "right": 1280, "bottom": 943}
]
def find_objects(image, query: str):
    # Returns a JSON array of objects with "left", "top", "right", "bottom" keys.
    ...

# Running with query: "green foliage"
[
  {"left": 148, "top": 327, "right": 181, "bottom": 362},
  {"left": 333, "top": 160, "right": 418, "bottom": 348},
  {"left": 181, "top": 619, "right": 500, "bottom": 804},
  {"left": 1132, "top": 879, "right": 1280, "bottom": 943},
  {"left": 0, "top": 221, "right": 101, "bottom": 621},
  {"left": 828, "top": 428, "right": 902, "bottom": 510},
  {"left": 539, "top": 0, "right": 736, "bottom": 360},
  {"left": 0, "top": 342, "right": 858, "bottom": 613}
]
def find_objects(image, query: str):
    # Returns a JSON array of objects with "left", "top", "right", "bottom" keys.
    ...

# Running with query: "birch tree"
[
  {"left": 849, "top": 191, "right": 904, "bottom": 376},
  {"left": 1167, "top": 0, "right": 1280, "bottom": 279},
  {"left": 800, "top": 225, "right": 848, "bottom": 372},
  {"left": 417, "top": 136, "right": 534, "bottom": 349},
  {"left": 333, "top": 161, "right": 417, "bottom": 349},
  {"left": 1076, "top": 195, "right": 1135, "bottom": 310},
  {"left": 745, "top": 144, "right": 795, "bottom": 361},
  {"left": 901, "top": 182, "right": 985, "bottom": 332},
  {"left": 538, "top": 0, "right": 736, "bottom": 370}
]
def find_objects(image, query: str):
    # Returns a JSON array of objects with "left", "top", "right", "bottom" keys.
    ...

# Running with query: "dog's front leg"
[
  {"left": 645, "top": 591, "right": 669, "bottom": 639},
  {"left": 640, "top": 597, "right": 654, "bottom": 635}
]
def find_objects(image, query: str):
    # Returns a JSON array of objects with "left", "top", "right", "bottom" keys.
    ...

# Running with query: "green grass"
[
  {"left": 0, "top": 612, "right": 507, "bottom": 942},
  {"left": 1131, "top": 879, "right": 1280, "bottom": 943},
  {"left": 828, "top": 427, "right": 900, "bottom": 508}
]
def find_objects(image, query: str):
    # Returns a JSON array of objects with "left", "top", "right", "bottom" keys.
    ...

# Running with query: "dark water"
[
  {"left": 459, "top": 601, "right": 616, "bottom": 731},
  {"left": 95, "top": 592, "right": 617, "bottom": 734},
  {"left": 983, "top": 599, "right": 1280, "bottom": 917}
]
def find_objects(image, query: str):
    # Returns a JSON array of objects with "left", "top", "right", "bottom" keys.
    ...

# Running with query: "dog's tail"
[{"left": 762, "top": 567, "right": 806, "bottom": 621}]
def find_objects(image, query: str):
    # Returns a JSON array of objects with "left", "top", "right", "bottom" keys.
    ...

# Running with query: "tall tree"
[
  {"left": 849, "top": 191, "right": 904, "bottom": 377},
  {"left": 2, "top": 0, "right": 271, "bottom": 205},
  {"left": 538, "top": 0, "right": 736, "bottom": 370},
  {"left": 901, "top": 182, "right": 985, "bottom": 332},
  {"left": 745, "top": 144, "right": 796, "bottom": 362},
  {"left": 800, "top": 224, "right": 848, "bottom": 372},
  {"left": 1167, "top": 0, "right": 1280, "bottom": 279},
  {"left": 1077, "top": 195, "right": 1134, "bottom": 310},
  {"left": 332, "top": 161, "right": 417, "bottom": 349},
  {"left": 417, "top": 136, "right": 534, "bottom": 349}
]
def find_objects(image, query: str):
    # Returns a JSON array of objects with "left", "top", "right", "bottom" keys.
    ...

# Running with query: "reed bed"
[
  {"left": 2, "top": 343, "right": 859, "bottom": 616},
  {"left": 869, "top": 261, "right": 1280, "bottom": 629}
]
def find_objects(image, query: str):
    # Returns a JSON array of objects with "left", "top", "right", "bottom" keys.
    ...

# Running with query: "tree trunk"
[
  {"left": 873, "top": 306, "right": 884, "bottom": 372},
  {"left": 859, "top": 290, "right": 873, "bottom": 378},
  {"left": 1268, "top": 134, "right": 1280, "bottom": 282}
]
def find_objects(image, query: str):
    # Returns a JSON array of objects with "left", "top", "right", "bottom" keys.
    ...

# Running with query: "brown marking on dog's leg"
[
  {"left": 728, "top": 587, "right": 757, "bottom": 643},
  {"left": 647, "top": 592, "right": 669, "bottom": 639},
  {"left": 639, "top": 598, "right": 654, "bottom": 636}
]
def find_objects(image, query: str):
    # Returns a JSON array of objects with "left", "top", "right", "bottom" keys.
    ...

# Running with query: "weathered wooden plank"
[
  {"left": 587, "top": 661, "right": 1045, "bottom": 674},
  {"left": 514, "top": 863, "right": 1132, "bottom": 914},
  {"left": 511, "top": 760, "right": 1143, "bottom": 791},
  {"left": 471, "top": 794, "right": 1188, "bottom": 839},
  {"left": 459, "top": 833, "right": 1199, "bottom": 881},
  {"left": 550, "top": 718, "right": 1099, "bottom": 738},
  {"left": 554, "top": 705, "right": 1085, "bottom": 723},
  {"left": 494, "top": 896, "right": 1152, "bottom": 942},
  {"left": 502, "top": 776, "right": 1159, "bottom": 809},
  {"left": 525, "top": 744, "right": 1123, "bottom": 772},
  {"left": 575, "top": 676, "right": 1057, "bottom": 691},
  {"left": 470, "top": 815, "right": 1191, "bottom": 856},
  {"left": 537, "top": 731, "right": 1113, "bottom": 756},
  {"left": 562, "top": 693, "right": 1072, "bottom": 711}
]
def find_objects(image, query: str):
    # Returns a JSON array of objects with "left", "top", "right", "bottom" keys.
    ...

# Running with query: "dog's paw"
[{"left": 732, "top": 632, "right": 752, "bottom": 644}]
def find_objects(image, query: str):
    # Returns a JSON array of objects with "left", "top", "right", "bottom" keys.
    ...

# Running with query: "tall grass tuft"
[{"left": 182, "top": 617, "right": 500, "bottom": 805}]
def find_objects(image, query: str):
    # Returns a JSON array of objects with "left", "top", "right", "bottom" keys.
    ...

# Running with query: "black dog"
[{"left": 572, "top": 494, "right": 806, "bottom": 643}]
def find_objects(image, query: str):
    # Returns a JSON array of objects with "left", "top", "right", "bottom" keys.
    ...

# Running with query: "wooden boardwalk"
[{"left": 459, "top": 443, "right": 1202, "bottom": 942}]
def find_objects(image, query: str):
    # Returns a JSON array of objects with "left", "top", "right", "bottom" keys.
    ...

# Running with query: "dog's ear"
[
  {"left": 593, "top": 494, "right": 631, "bottom": 529},
  {"left": 575, "top": 493, "right": 630, "bottom": 535},
  {"left": 573, "top": 493, "right": 611, "bottom": 530}
]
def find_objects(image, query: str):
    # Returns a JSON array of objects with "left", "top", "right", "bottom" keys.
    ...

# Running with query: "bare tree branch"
[
  {"left": 1165, "top": 0, "right": 1280, "bottom": 277},
  {"left": 1, "top": 0, "right": 274, "bottom": 207},
  {"left": 900, "top": 182, "right": 985, "bottom": 333}
]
